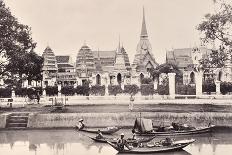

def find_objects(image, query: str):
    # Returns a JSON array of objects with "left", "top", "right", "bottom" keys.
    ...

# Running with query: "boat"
[
  {"left": 107, "top": 139, "right": 195, "bottom": 153},
  {"left": 88, "top": 135, "right": 155, "bottom": 144},
  {"left": 75, "top": 126, "right": 121, "bottom": 135},
  {"left": 133, "top": 118, "right": 214, "bottom": 136}
]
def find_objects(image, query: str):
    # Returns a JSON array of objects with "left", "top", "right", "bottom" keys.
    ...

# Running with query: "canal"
[{"left": 0, "top": 128, "right": 232, "bottom": 155}]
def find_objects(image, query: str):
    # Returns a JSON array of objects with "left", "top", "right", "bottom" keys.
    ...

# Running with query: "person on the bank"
[
  {"left": 36, "top": 91, "right": 40, "bottom": 104},
  {"left": 96, "top": 129, "right": 103, "bottom": 139},
  {"left": 129, "top": 95, "right": 134, "bottom": 111},
  {"left": 117, "top": 133, "right": 132, "bottom": 150},
  {"left": 76, "top": 119, "right": 85, "bottom": 130}
]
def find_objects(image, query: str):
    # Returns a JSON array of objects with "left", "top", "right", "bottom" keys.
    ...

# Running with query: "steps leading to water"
[{"left": 6, "top": 113, "right": 29, "bottom": 129}]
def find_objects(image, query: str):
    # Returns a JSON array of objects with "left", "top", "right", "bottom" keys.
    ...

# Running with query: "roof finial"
[
  {"left": 141, "top": 6, "right": 148, "bottom": 38},
  {"left": 117, "top": 35, "right": 121, "bottom": 53}
]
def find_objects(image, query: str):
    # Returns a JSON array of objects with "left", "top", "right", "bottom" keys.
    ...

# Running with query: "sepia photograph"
[{"left": 1, "top": 0, "right": 232, "bottom": 155}]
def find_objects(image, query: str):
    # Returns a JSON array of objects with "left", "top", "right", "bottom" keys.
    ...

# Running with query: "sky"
[{"left": 4, "top": 0, "right": 215, "bottom": 64}]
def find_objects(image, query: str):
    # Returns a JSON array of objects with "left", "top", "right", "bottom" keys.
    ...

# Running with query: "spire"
[
  {"left": 140, "top": 7, "right": 148, "bottom": 38},
  {"left": 117, "top": 35, "right": 121, "bottom": 53}
]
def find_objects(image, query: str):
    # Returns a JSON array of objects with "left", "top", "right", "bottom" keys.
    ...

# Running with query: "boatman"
[
  {"left": 76, "top": 119, "right": 85, "bottom": 130},
  {"left": 96, "top": 129, "right": 103, "bottom": 139},
  {"left": 117, "top": 133, "right": 132, "bottom": 151}
]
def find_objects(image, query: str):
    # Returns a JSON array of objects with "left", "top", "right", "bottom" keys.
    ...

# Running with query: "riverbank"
[{"left": 1, "top": 111, "right": 232, "bottom": 129}]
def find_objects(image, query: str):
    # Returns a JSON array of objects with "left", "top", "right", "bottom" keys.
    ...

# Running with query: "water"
[{"left": 0, "top": 129, "right": 232, "bottom": 155}]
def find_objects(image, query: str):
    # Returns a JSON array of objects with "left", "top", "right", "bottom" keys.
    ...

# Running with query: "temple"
[{"left": 41, "top": 8, "right": 158, "bottom": 89}]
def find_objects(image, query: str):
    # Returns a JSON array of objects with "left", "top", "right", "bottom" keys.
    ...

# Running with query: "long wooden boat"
[
  {"left": 88, "top": 135, "right": 155, "bottom": 144},
  {"left": 135, "top": 125, "right": 215, "bottom": 136},
  {"left": 107, "top": 139, "right": 195, "bottom": 153},
  {"left": 75, "top": 126, "right": 120, "bottom": 135}
]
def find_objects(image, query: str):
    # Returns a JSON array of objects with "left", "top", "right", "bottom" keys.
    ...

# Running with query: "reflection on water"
[{"left": 0, "top": 129, "right": 232, "bottom": 155}]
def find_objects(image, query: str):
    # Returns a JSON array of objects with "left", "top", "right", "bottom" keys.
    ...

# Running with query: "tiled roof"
[
  {"left": 56, "top": 56, "right": 70, "bottom": 63},
  {"left": 166, "top": 47, "right": 211, "bottom": 69},
  {"left": 92, "top": 50, "right": 116, "bottom": 59},
  {"left": 57, "top": 64, "right": 74, "bottom": 68}
]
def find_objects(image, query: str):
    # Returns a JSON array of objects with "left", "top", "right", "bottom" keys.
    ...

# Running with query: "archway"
[
  {"left": 218, "top": 71, "right": 222, "bottom": 81},
  {"left": 117, "top": 73, "right": 122, "bottom": 85},
  {"left": 190, "top": 72, "right": 195, "bottom": 84},
  {"left": 140, "top": 73, "right": 144, "bottom": 84},
  {"left": 96, "top": 74, "right": 101, "bottom": 85}
]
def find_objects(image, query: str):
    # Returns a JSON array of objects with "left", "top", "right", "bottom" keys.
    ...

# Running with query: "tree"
[
  {"left": 198, "top": 0, "right": 232, "bottom": 48},
  {"left": 152, "top": 63, "right": 183, "bottom": 84},
  {"left": 198, "top": 0, "right": 232, "bottom": 69},
  {"left": 0, "top": 1, "right": 39, "bottom": 82}
]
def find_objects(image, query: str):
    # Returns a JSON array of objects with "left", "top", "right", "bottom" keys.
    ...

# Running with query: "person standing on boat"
[
  {"left": 117, "top": 133, "right": 132, "bottom": 151},
  {"left": 96, "top": 129, "right": 103, "bottom": 139},
  {"left": 76, "top": 119, "right": 85, "bottom": 130}
]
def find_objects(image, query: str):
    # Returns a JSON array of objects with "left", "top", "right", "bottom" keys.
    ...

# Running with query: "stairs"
[{"left": 6, "top": 113, "right": 29, "bottom": 129}]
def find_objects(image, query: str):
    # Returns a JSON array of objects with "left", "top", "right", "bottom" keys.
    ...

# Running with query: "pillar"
[
  {"left": 153, "top": 78, "right": 158, "bottom": 90},
  {"left": 215, "top": 80, "right": 221, "bottom": 95},
  {"left": 196, "top": 71, "right": 203, "bottom": 97},
  {"left": 11, "top": 90, "right": 15, "bottom": 98},
  {"left": 168, "top": 73, "right": 176, "bottom": 99},
  {"left": 105, "top": 75, "right": 109, "bottom": 96}
]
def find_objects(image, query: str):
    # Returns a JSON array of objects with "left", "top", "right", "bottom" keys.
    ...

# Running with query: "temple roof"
[
  {"left": 141, "top": 7, "right": 148, "bottom": 38},
  {"left": 166, "top": 47, "right": 211, "bottom": 69},
  {"left": 56, "top": 56, "right": 70, "bottom": 63}
]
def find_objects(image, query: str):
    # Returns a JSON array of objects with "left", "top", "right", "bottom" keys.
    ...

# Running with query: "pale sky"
[{"left": 4, "top": 0, "right": 215, "bottom": 64}]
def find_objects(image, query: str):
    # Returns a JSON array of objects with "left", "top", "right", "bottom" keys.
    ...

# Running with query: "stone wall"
[{"left": 26, "top": 112, "right": 232, "bottom": 129}]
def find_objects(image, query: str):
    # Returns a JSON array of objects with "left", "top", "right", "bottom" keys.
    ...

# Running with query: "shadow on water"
[
  {"left": 116, "top": 150, "right": 192, "bottom": 155},
  {"left": 0, "top": 128, "right": 232, "bottom": 155}
]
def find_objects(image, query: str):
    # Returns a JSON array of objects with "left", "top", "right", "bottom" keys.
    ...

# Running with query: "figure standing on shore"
[{"left": 129, "top": 95, "right": 134, "bottom": 111}]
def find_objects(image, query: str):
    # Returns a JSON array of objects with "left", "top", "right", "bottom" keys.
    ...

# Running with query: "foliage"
[
  {"left": 124, "top": 84, "right": 139, "bottom": 95},
  {"left": 198, "top": 1, "right": 232, "bottom": 47},
  {"left": 198, "top": 0, "right": 232, "bottom": 69},
  {"left": 0, "top": 1, "right": 43, "bottom": 87},
  {"left": 0, "top": 87, "right": 11, "bottom": 98},
  {"left": 141, "top": 84, "right": 154, "bottom": 96},
  {"left": 141, "top": 78, "right": 153, "bottom": 84},
  {"left": 157, "top": 84, "right": 169, "bottom": 95},
  {"left": 202, "top": 82, "right": 216, "bottom": 94},
  {"left": 15, "top": 87, "right": 42, "bottom": 97},
  {"left": 90, "top": 85, "right": 105, "bottom": 96},
  {"left": 220, "top": 82, "right": 232, "bottom": 95},
  {"left": 45, "top": 86, "right": 58, "bottom": 96},
  {"left": 61, "top": 86, "right": 75, "bottom": 96},
  {"left": 176, "top": 84, "right": 196, "bottom": 95},
  {"left": 76, "top": 85, "right": 90, "bottom": 96},
  {"left": 153, "top": 63, "right": 183, "bottom": 84},
  {"left": 108, "top": 85, "right": 123, "bottom": 96}
]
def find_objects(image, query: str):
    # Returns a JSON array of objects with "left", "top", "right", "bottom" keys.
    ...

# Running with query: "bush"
[
  {"left": 220, "top": 82, "right": 232, "bottom": 95},
  {"left": 61, "top": 86, "right": 75, "bottom": 96},
  {"left": 158, "top": 84, "right": 169, "bottom": 95},
  {"left": 76, "top": 85, "right": 90, "bottom": 96},
  {"left": 124, "top": 84, "right": 139, "bottom": 95},
  {"left": 90, "top": 85, "right": 105, "bottom": 96},
  {"left": 176, "top": 84, "right": 196, "bottom": 95},
  {"left": 0, "top": 88, "right": 12, "bottom": 98},
  {"left": 15, "top": 87, "right": 42, "bottom": 97},
  {"left": 141, "top": 84, "right": 154, "bottom": 96},
  {"left": 45, "top": 86, "right": 58, "bottom": 96},
  {"left": 202, "top": 82, "right": 216, "bottom": 94},
  {"left": 108, "top": 85, "right": 123, "bottom": 96}
]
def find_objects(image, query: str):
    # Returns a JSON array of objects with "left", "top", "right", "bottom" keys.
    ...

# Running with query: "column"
[
  {"left": 105, "top": 75, "right": 109, "bottom": 96},
  {"left": 168, "top": 73, "right": 176, "bottom": 99},
  {"left": 215, "top": 80, "right": 221, "bottom": 95},
  {"left": 196, "top": 71, "right": 203, "bottom": 97}
]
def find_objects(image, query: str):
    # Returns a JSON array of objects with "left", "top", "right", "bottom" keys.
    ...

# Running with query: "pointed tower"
[{"left": 132, "top": 7, "right": 158, "bottom": 74}]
